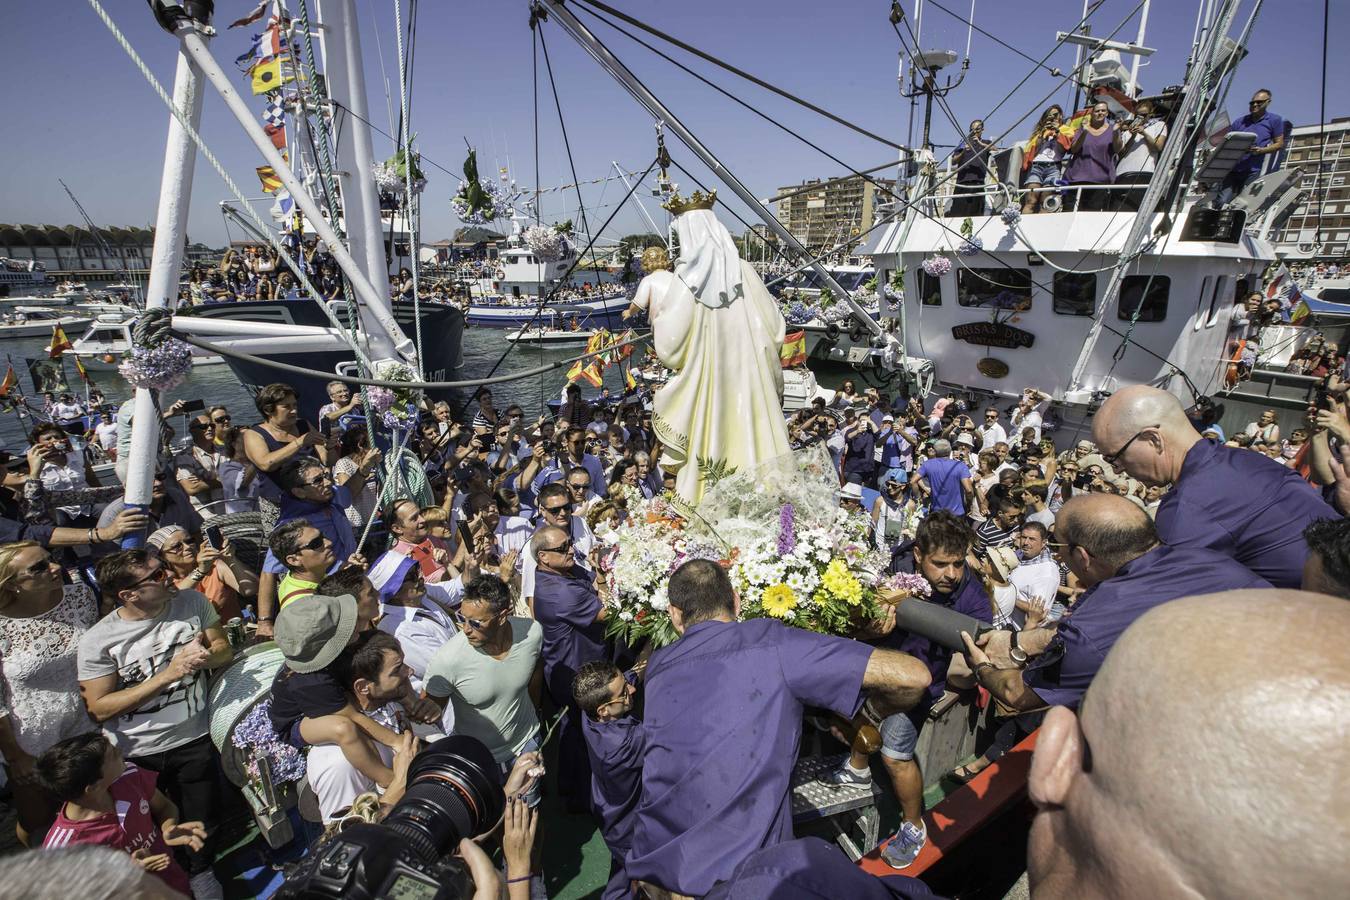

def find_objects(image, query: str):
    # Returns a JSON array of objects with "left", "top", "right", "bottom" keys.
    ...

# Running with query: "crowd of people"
[
  {"left": 948, "top": 87, "right": 1289, "bottom": 216},
  {"left": 0, "top": 364, "right": 1347, "bottom": 899}
]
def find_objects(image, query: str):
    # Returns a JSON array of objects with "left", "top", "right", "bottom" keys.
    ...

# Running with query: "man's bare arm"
[{"left": 861, "top": 647, "right": 931, "bottom": 715}]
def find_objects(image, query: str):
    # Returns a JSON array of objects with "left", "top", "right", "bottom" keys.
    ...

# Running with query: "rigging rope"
[
  {"left": 84, "top": 0, "right": 374, "bottom": 371},
  {"left": 569, "top": 0, "right": 907, "bottom": 150},
  {"left": 393, "top": 0, "right": 425, "bottom": 377},
  {"left": 171, "top": 328, "right": 648, "bottom": 390}
]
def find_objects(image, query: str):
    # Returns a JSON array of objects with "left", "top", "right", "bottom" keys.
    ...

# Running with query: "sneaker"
[
  {"left": 880, "top": 821, "right": 927, "bottom": 869},
  {"left": 189, "top": 870, "right": 226, "bottom": 900},
  {"left": 822, "top": 762, "right": 871, "bottom": 787}
]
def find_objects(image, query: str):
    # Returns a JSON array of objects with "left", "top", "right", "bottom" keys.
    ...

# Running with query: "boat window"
[
  {"left": 917, "top": 271, "right": 942, "bottom": 306},
  {"left": 1052, "top": 272, "right": 1095, "bottom": 316},
  {"left": 957, "top": 268, "right": 1033, "bottom": 310},
  {"left": 1117, "top": 275, "right": 1171, "bottom": 322},
  {"left": 1205, "top": 276, "right": 1227, "bottom": 327}
]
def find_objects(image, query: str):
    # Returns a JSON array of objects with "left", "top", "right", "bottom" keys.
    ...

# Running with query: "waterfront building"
[
  {"left": 1274, "top": 117, "right": 1350, "bottom": 260},
  {"left": 773, "top": 173, "right": 896, "bottom": 252}
]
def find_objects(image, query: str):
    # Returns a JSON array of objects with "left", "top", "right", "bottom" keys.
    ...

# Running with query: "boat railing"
[{"left": 938, "top": 181, "right": 1134, "bottom": 216}]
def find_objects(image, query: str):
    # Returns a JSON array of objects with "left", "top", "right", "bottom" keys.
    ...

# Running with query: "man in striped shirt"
[{"left": 974, "top": 496, "right": 1023, "bottom": 555}]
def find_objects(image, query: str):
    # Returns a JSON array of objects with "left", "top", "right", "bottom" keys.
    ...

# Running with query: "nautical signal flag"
[
  {"left": 229, "top": 1, "right": 269, "bottom": 29},
  {"left": 264, "top": 123, "right": 287, "bottom": 150},
  {"left": 780, "top": 330, "right": 807, "bottom": 367},
  {"left": 250, "top": 55, "right": 294, "bottom": 95},
  {"left": 0, "top": 366, "right": 15, "bottom": 399},
  {"left": 257, "top": 166, "right": 284, "bottom": 194},
  {"left": 49, "top": 325, "right": 73, "bottom": 358}
]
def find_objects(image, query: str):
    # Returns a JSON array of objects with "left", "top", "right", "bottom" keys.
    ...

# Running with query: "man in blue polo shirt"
[
  {"left": 1217, "top": 89, "right": 1289, "bottom": 205},
  {"left": 625, "top": 559, "right": 932, "bottom": 897},
  {"left": 1093, "top": 385, "right": 1337, "bottom": 587},
  {"left": 911, "top": 438, "right": 972, "bottom": 516},
  {"left": 962, "top": 493, "right": 1269, "bottom": 711}
]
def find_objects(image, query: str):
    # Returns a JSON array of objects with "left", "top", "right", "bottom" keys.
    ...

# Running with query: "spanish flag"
[
  {"left": 49, "top": 325, "right": 73, "bottom": 358},
  {"left": 616, "top": 328, "right": 638, "bottom": 360},
  {"left": 250, "top": 55, "right": 294, "bottom": 95},
  {"left": 780, "top": 330, "right": 807, "bottom": 367},
  {"left": 578, "top": 360, "right": 605, "bottom": 388},
  {"left": 73, "top": 355, "right": 90, "bottom": 383},
  {"left": 624, "top": 367, "right": 638, "bottom": 392},
  {"left": 0, "top": 366, "right": 16, "bottom": 399},
  {"left": 257, "top": 166, "right": 284, "bottom": 193}
]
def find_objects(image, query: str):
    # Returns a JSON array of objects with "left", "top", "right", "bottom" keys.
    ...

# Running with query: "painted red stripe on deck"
[{"left": 858, "top": 730, "right": 1039, "bottom": 878}]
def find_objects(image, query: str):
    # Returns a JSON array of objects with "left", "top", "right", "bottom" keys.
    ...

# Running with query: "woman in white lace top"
[{"left": 0, "top": 541, "right": 99, "bottom": 845}]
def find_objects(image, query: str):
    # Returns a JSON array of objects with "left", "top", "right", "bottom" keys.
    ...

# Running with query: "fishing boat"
[
  {"left": 0, "top": 307, "right": 92, "bottom": 338},
  {"left": 69, "top": 315, "right": 225, "bottom": 370},
  {"left": 505, "top": 310, "right": 600, "bottom": 347},
  {"left": 0, "top": 258, "right": 50, "bottom": 298},
  {"left": 466, "top": 213, "right": 631, "bottom": 326}
]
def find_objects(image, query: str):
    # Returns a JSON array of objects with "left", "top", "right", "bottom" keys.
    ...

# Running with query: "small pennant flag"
[
  {"left": 257, "top": 166, "right": 284, "bottom": 193},
  {"left": 269, "top": 190, "right": 295, "bottom": 221},
  {"left": 624, "top": 367, "right": 637, "bottom": 391},
  {"left": 1290, "top": 299, "right": 1311, "bottom": 325},
  {"left": 264, "top": 123, "right": 287, "bottom": 150},
  {"left": 250, "top": 55, "right": 294, "bottom": 95},
  {"left": 229, "top": 1, "right": 269, "bottom": 29},
  {"left": 780, "top": 330, "right": 807, "bottom": 367},
  {"left": 565, "top": 359, "right": 586, "bottom": 384},
  {"left": 616, "top": 328, "right": 638, "bottom": 360},
  {"left": 49, "top": 325, "right": 73, "bottom": 358},
  {"left": 73, "top": 355, "right": 90, "bottom": 383},
  {"left": 0, "top": 365, "right": 16, "bottom": 399}
]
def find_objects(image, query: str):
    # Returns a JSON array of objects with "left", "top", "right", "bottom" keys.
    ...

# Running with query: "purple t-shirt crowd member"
[
  {"left": 704, "top": 836, "right": 944, "bottom": 900},
  {"left": 625, "top": 618, "right": 873, "bottom": 896},
  {"left": 886, "top": 559, "right": 993, "bottom": 709},
  {"left": 582, "top": 701, "right": 645, "bottom": 900},
  {"left": 1155, "top": 439, "right": 1337, "bottom": 588},
  {"left": 1024, "top": 544, "right": 1270, "bottom": 708}
]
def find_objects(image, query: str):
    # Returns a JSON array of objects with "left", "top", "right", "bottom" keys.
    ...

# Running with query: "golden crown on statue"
[{"left": 661, "top": 188, "right": 717, "bottom": 215}]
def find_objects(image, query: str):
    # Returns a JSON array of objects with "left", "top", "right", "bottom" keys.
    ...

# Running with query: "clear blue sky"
[{"left": 2, "top": 0, "right": 1342, "bottom": 247}]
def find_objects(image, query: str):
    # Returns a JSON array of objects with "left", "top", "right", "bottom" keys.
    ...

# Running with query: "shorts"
[
  {"left": 880, "top": 711, "right": 920, "bottom": 762},
  {"left": 502, "top": 734, "right": 543, "bottom": 808},
  {"left": 1024, "top": 161, "right": 1060, "bottom": 186}
]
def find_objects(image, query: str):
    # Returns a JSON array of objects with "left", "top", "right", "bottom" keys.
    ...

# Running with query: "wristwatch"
[{"left": 1009, "top": 630, "right": 1029, "bottom": 668}]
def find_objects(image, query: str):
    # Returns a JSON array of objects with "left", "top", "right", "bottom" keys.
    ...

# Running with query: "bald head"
[
  {"left": 1055, "top": 493, "right": 1158, "bottom": 586},
  {"left": 1029, "top": 590, "right": 1350, "bottom": 898},
  {"left": 531, "top": 525, "right": 569, "bottom": 554},
  {"left": 1092, "top": 386, "right": 1201, "bottom": 486}
]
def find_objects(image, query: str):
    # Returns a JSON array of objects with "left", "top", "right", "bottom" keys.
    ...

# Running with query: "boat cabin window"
[
  {"left": 1117, "top": 275, "right": 1170, "bottom": 322},
  {"left": 917, "top": 271, "right": 943, "bottom": 306},
  {"left": 1052, "top": 272, "right": 1096, "bottom": 316},
  {"left": 957, "top": 268, "right": 1032, "bottom": 310}
]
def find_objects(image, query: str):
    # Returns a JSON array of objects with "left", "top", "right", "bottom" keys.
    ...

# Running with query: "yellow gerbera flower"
[
  {"left": 821, "top": 558, "right": 863, "bottom": 605},
  {"left": 761, "top": 583, "right": 798, "bottom": 618}
]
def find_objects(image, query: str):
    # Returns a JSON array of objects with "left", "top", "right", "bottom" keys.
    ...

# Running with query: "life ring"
[
  {"left": 1224, "top": 339, "right": 1246, "bottom": 387},
  {"left": 495, "top": 268, "right": 506, "bottom": 280}
]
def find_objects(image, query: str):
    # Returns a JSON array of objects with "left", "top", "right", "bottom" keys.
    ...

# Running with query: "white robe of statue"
[{"left": 631, "top": 207, "right": 790, "bottom": 504}]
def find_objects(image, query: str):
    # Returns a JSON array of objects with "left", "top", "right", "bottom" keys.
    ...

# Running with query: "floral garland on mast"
[{"left": 119, "top": 308, "right": 193, "bottom": 392}]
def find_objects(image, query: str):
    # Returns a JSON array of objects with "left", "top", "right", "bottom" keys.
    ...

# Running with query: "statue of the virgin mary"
[{"left": 623, "top": 190, "right": 791, "bottom": 504}]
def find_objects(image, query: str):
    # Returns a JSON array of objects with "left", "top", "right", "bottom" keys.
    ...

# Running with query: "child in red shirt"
[{"left": 36, "top": 733, "right": 206, "bottom": 895}]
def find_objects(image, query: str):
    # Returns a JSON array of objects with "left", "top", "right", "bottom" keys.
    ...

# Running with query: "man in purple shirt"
[
  {"left": 532, "top": 525, "right": 608, "bottom": 813},
  {"left": 573, "top": 661, "right": 644, "bottom": 900},
  {"left": 705, "top": 836, "right": 943, "bottom": 900},
  {"left": 1093, "top": 385, "right": 1337, "bottom": 587},
  {"left": 964, "top": 494, "right": 1270, "bottom": 712},
  {"left": 1217, "top": 89, "right": 1288, "bottom": 204},
  {"left": 844, "top": 511, "right": 992, "bottom": 869},
  {"left": 626, "top": 559, "right": 931, "bottom": 896}
]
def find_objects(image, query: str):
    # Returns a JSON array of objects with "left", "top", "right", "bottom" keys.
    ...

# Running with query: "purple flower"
[
  {"left": 777, "top": 504, "right": 797, "bottom": 556},
  {"left": 921, "top": 255, "right": 951, "bottom": 277},
  {"left": 230, "top": 701, "right": 307, "bottom": 784},
  {"left": 1001, "top": 206, "right": 1022, "bottom": 227}
]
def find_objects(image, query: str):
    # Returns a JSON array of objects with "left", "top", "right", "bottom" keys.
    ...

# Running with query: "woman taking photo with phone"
[{"left": 145, "top": 525, "right": 256, "bottom": 622}]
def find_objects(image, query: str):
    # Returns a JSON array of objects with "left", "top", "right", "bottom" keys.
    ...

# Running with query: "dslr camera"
[{"left": 277, "top": 736, "right": 504, "bottom": 900}]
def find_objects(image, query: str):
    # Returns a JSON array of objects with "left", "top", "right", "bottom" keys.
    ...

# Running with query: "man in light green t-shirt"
[
  {"left": 271, "top": 520, "right": 336, "bottom": 608},
  {"left": 424, "top": 575, "right": 543, "bottom": 798}
]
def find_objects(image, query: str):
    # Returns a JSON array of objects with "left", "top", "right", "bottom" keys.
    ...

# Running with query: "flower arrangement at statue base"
[
  {"left": 231, "top": 701, "right": 306, "bottom": 786},
  {"left": 595, "top": 444, "right": 891, "bottom": 647}
]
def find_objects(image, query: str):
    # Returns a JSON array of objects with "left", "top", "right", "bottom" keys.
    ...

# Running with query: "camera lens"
[{"left": 381, "top": 735, "right": 504, "bottom": 862}]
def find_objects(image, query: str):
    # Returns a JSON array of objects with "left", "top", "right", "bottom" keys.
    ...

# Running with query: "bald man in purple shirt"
[
  {"left": 533, "top": 524, "right": 610, "bottom": 812},
  {"left": 625, "top": 559, "right": 932, "bottom": 897},
  {"left": 962, "top": 494, "right": 1270, "bottom": 712},
  {"left": 1093, "top": 385, "right": 1337, "bottom": 588}
]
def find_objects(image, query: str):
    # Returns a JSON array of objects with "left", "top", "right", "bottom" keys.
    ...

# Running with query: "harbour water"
[{"left": 0, "top": 321, "right": 639, "bottom": 450}]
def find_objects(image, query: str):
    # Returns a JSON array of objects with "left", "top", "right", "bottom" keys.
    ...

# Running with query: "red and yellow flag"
[
  {"left": 624, "top": 367, "right": 638, "bottom": 391},
  {"left": 73, "top": 355, "right": 90, "bottom": 383},
  {"left": 257, "top": 166, "right": 284, "bottom": 193},
  {"left": 780, "top": 330, "right": 807, "bottom": 368},
  {"left": 49, "top": 325, "right": 73, "bottom": 358},
  {"left": 0, "top": 366, "right": 16, "bottom": 398}
]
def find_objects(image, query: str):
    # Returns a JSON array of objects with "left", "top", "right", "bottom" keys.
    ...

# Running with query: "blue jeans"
[
  {"left": 1024, "top": 161, "right": 1060, "bottom": 186},
  {"left": 879, "top": 711, "right": 921, "bottom": 762},
  {"left": 502, "top": 734, "right": 543, "bottom": 808}
]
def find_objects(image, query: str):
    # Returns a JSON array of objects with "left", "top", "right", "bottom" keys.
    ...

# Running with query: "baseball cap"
[
  {"left": 274, "top": 594, "right": 358, "bottom": 673},
  {"left": 882, "top": 414, "right": 894, "bottom": 422}
]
